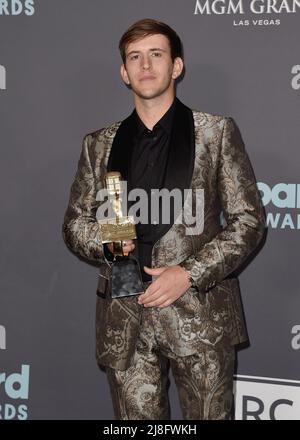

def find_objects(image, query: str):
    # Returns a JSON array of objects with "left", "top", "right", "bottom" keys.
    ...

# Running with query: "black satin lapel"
[
  {"left": 107, "top": 110, "right": 136, "bottom": 185},
  {"left": 107, "top": 101, "right": 195, "bottom": 242},
  {"left": 155, "top": 99, "right": 195, "bottom": 240}
]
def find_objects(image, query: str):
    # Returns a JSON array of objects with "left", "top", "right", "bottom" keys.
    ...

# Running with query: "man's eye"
[
  {"left": 152, "top": 52, "right": 161, "bottom": 57},
  {"left": 130, "top": 55, "right": 139, "bottom": 60}
]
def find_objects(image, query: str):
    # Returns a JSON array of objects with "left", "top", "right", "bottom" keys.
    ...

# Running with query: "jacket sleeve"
[
  {"left": 180, "top": 116, "right": 266, "bottom": 292},
  {"left": 62, "top": 134, "right": 104, "bottom": 264}
]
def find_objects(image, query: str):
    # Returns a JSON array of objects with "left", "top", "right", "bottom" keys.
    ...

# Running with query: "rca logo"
[
  {"left": 291, "top": 65, "right": 300, "bottom": 90},
  {"left": 0, "top": 65, "right": 6, "bottom": 90},
  {"left": 234, "top": 375, "right": 300, "bottom": 419},
  {"left": 241, "top": 396, "right": 293, "bottom": 419}
]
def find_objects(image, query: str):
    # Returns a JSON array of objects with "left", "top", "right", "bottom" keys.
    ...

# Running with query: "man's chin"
[{"left": 134, "top": 89, "right": 166, "bottom": 100}]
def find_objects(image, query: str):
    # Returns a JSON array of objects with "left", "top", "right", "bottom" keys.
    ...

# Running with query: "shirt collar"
[{"left": 134, "top": 97, "right": 177, "bottom": 137}]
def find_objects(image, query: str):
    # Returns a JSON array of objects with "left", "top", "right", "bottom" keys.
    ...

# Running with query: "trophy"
[{"left": 98, "top": 171, "right": 144, "bottom": 298}]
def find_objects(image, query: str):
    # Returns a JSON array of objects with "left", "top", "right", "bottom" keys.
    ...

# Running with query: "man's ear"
[
  {"left": 171, "top": 57, "right": 184, "bottom": 80},
  {"left": 120, "top": 64, "right": 130, "bottom": 85}
]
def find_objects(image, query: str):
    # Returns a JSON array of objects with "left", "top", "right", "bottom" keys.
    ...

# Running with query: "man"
[{"left": 62, "top": 18, "right": 266, "bottom": 420}]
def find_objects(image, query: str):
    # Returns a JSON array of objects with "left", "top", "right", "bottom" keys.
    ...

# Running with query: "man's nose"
[{"left": 141, "top": 55, "right": 151, "bottom": 70}]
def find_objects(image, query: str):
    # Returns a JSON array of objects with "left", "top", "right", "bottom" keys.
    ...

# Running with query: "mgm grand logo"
[{"left": 194, "top": 0, "right": 300, "bottom": 14}]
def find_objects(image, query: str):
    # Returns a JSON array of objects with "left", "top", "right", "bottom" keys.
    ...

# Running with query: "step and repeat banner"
[{"left": 1, "top": 1, "right": 299, "bottom": 420}]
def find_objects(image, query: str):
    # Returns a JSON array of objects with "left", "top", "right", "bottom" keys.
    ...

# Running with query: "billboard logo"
[
  {"left": 0, "top": 365, "right": 29, "bottom": 399},
  {"left": 291, "top": 65, "right": 300, "bottom": 90},
  {"left": 258, "top": 182, "right": 300, "bottom": 230},
  {"left": 291, "top": 325, "right": 300, "bottom": 350},
  {"left": 234, "top": 375, "right": 300, "bottom": 420},
  {"left": 0, "top": 325, "right": 6, "bottom": 350},
  {"left": 0, "top": 0, "right": 35, "bottom": 15},
  {"left": 0, "top": 364, "right": 30, "bottom": 420},
  {"left": 0, "top": 328, "right": 30, "bottom": 419},
  {"left": 0, "top": 65, "right": 6, "bottom": 90}
]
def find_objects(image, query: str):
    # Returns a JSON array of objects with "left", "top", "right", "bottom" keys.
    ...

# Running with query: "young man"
[{"left": 62, "top": 18, "right": 266, "bottom": 420}]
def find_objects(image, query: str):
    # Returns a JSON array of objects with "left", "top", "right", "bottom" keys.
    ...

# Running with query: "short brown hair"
[{"left": 119, "top": 18, "right": 183, "bottom": 64}]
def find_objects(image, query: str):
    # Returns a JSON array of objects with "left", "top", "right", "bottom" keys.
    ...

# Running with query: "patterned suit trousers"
[{"left": 105, "top": 295, "right": 235, "bottom": 420}]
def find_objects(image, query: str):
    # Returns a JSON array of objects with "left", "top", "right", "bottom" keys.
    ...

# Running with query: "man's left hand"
[{"left": 138, "top": 265, "right": 191, "bottom": 308}]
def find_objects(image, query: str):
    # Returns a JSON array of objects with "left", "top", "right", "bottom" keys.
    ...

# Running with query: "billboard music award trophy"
[{"left": 98, "top": 171, "right": 144, "bottom": 298}]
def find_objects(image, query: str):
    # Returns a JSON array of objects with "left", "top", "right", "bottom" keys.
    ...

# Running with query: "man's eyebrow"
[{"left": 126, "top": 48, "right": 167, "bottom": 56}]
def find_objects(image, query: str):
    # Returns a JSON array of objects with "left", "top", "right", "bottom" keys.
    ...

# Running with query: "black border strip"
[{"left": 234, "top": 375, "right": 300, "bottom": 388}]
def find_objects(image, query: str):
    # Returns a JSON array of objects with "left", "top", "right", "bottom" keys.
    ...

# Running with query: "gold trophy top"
[{"left": 98, "top": 171, "right": 136, "bottom": 244}]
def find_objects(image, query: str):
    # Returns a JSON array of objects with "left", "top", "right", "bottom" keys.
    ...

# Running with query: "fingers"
[
  {"left": 107, "top": 240, "right": 135, "bottom": 254},
  {"left": 143, "top": 266, "right": 166, "bottom": 275},
  {"left": 122, "top": 240, "right": 135, "bottom": 254},
  {"left": 157, "top": 299, "right": 173, "bottom": 308},
  {"left": 139, "top": 293, "right": 172, "bottom": 308},
  {"left": 138, "top": 285, "right": 161, "bottom": 306}
]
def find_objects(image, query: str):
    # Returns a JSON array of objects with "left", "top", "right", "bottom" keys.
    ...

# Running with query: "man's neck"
[{"left": 134, "top": 94, "right": 176, "bottom": 131}]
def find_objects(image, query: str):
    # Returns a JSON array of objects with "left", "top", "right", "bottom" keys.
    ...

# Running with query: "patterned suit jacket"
[{"left": 62, "top": 99, "right": 266, "bottom": 371}]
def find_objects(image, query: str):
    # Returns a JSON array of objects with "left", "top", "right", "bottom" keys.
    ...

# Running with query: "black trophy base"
[{"left": 111, "top": 256, "right": 144, "bottom": 298}]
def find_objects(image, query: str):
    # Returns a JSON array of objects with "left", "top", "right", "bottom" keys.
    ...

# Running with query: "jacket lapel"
[
  {"left": 105, "top": 98, "right": 195, "bottom": 240},
  {"left": 154, "top": 98, "right": 195, "bottom": 240},
  {"left": 106, "top": 110, "right": 136, "bottom": 187},
  {"left": 164, "top": 98, "right": 195, "bottom": 195}
]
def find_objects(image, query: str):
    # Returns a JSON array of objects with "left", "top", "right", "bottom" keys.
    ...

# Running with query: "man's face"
[{"left": 120, "top": 34, "right": 183, "bottom": 100}]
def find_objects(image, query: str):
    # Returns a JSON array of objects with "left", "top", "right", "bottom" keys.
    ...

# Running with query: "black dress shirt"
[{"left": 130, "top": 98, "right": 177, "bottom": 281}]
